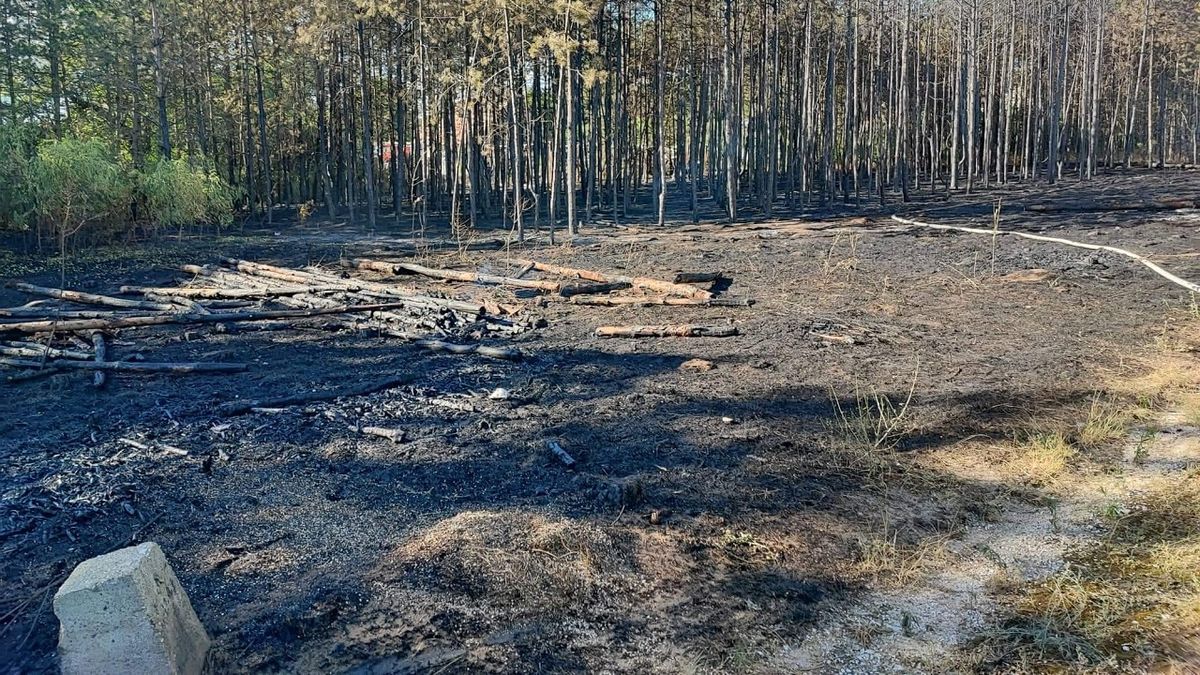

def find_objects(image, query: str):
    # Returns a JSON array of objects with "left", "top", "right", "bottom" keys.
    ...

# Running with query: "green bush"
[
  {"left": 28, "top": 138, "right": 131, "bottom": 246},
  {"left": 138, "top": 159, "right": 236, "bottom": 232}
]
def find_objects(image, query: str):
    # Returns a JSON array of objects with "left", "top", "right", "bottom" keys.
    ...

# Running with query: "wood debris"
[
  {"left": 546, "top": 440, "right": 577, "bottom": 468},
  {"left": 596, "top": 324, "right": 739, "bottom": 338},
  {"left": 3, "top": 254, "right": 751, "bottom": 387},
  {"left": 358, "top": 426, "right": 406, "bottom": 443}
]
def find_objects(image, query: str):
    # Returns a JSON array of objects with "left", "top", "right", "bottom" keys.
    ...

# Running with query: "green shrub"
[
  {"left": 138, "top": 159, "right": 236, "bottom": 232},
  {"left": 28, "top": 138, "right": 131, "bottom": 247}
]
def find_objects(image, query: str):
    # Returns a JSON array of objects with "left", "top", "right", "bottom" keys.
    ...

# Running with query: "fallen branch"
[
  {"left": 6, "top": 282, "right": 178, "bottom": 312},
  {"left": 595, "top": 324, "right": 739, "bottom": 338},
  {"left": 546, "top": 439, "right": 577, "bottom": 468},
  {"left": 890, "top": 215, "right": 1200, "bottom": 294},
  {"left": 512, "top": 262, "right": 535, "bottom": 279},
  {"left": 0, "top": 357, "right": 248, "bottom": 373},
  {"left": 219, "top": 374, "right": 416, "bottom": 415}
]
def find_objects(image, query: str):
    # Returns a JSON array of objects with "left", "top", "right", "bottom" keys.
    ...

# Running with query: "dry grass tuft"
[
  {"left": 1003, "top": 431, "right": 1077, "bottom": 485},
  {"left": 986, "top": 473, "right": 1200, "bottom": 669},
  {"left": 853, "top": 530, "right": 948, "bottom": 588},
  {"left": 1177, "top": 392, "right": 1200, "bottom": 428},
  {"left": 1077, "top": 394, "right": 1138, "bottom": 450},
  {"left": 826, "top": 377, "right": 917, "bottom": 476},
  {"left": 377, "top": 510, "right": 633, "bottom": 609},
  {"left": 820, "top": 232, "right": 860, "bottom": 281}
]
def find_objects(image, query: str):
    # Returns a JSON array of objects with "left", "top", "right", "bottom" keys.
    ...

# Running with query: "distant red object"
[{"left": 380, "top": 141, "right": 412, "bottom": 163}]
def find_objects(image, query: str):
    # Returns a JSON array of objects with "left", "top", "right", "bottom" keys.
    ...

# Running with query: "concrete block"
[{"left": 53, "top": 542, "right": 210, "bottom": 675}]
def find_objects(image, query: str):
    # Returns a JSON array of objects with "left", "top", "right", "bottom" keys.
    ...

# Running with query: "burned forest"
[{"left": 3, "top": 0, "right": 1200, "bottom": 672}]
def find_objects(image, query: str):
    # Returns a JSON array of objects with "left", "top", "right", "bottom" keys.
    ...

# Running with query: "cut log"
[
  {"left": 359, "top": 426, "right": 405, "bottom": 443},
  {"left": 569, "top": 295, "right": 753, "bottom": 307},
  {"left": 673, "top": 272, "right": 724, "bottom": 284},
  {"left": 0, "top": 357, "right": 248, "bottom": 373},
  {"left": 558, "top": 282, "right": 632, "bottom": 297},
  {"left": 0, "top": 301, "right": 427, "bottom": 333},
  {"left": 1, "top": 307, "right": 143, "bottom": 320},
  {"left": 5, "top": 282, "right": 179, "bottom": 312},
  {"left": 517, "top": 259, "right": 714, "bottom": 299},
  {"left": 546, "top": 439, "right": 577, "bottom": 468},
  {"left": 595, "top": 324, "right": 739, "bottom": 338},
  {"left": 0, "top": 342, "right": 92, "bottom": 360},
  {"left": 91, "top": 331, "right": 108, "bottom": 388},
  {"left": 350, "top": 258, "right": 558, "bottom": 290},
  {"left": 219, "top": 374, "right": 416, "bottom": 415},
  {"left": 143, "top": 293, "right": 210, "bottom": 314},
  {"left": 119, "top": 285, "right": 349, "bottom": 299},
  {"left": 344, "top": 258, "right": 630, "bottom": 297},
  {"left": 890, "top": 215, "right": 1200, "bottom": 294}
]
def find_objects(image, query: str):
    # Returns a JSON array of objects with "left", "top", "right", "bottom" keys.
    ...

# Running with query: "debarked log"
[{"left": 594, "top": 324, "right": 739, "bottom": 338}]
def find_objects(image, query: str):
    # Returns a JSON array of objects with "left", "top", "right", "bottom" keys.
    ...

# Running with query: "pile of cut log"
[
  {"left": 1, "top": 254, "right": 749, "bottom": 384},
  {"left": 343, "top": 256, "right": 750, "bottom": 338},
  {"left": 0, "top": 258, "right": 528, "bottom": 383},
  {"left": 343, "top": 256, "right": 751, "bottom": 307}
]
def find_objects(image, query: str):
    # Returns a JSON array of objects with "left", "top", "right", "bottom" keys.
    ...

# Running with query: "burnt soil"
[{"left": 2, "top": 170, "right": 1198, "bottom": 673}]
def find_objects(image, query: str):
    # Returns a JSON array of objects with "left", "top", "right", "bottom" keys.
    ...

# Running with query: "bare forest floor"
[{"left": 3, "top": 169, "right": 1200, "bottom": 673}]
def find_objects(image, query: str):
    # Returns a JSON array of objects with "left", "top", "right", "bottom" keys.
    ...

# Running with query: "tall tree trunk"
[
  {"left": 502, "top": 6, "right": 525, "bottom": 241},
  {"left": 357, "top": 20, "right": 377, "bottom": 229},
  {"left": 150, "top": 0, "right": 170, "bottom": 159},
  {"left": 722, "top": 0, "right": 737, "bottom": 222},
  {"left": 654, "top": 0, "right": 665, "bottom": 227},
  {"left": 316, "top": 63, "right": 336, "bottom": 217}
]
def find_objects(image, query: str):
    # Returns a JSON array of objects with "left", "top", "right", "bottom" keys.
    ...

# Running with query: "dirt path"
[{"left": 772, "top": 407, "right": 1200, "bottom": 673}]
